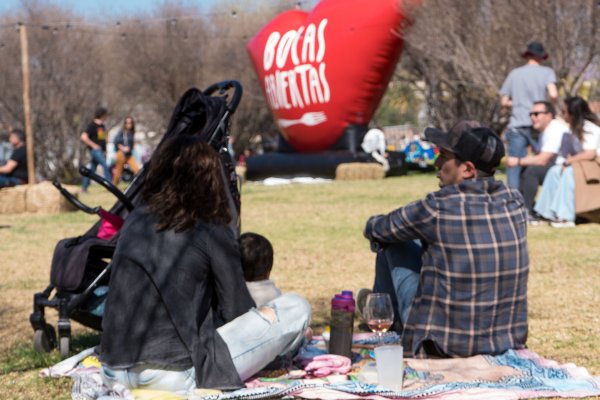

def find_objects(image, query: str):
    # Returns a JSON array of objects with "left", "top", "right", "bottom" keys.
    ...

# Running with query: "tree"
[
  {"left": 0, "top": 4, "right": 107, "bottom": 181},
  {"left": 398, "top": 0, "right": 600, "bottom": 132},
  {"left": 374, "top": 81, "right": 421, "bottom": 127},
  {"left": 3, "top": 0, "right": 597, "bottom": 181}
]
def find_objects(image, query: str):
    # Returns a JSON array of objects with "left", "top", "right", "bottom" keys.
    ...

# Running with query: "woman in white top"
[{"left": 534, "top": 96, "right": 600, "bottom": 227}]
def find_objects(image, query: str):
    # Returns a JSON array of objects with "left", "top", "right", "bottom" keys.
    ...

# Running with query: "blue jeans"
[
  {"left": 534, "top": 165, "right": 575, "bottom": 222},
  {"left": 0, "top": 175, "right": 24, "bottom": 188},
  {"left": 82, "top": 149, "right": 111, "bottom": 191},
  {"left": 373, "top": 241, "right": 422, "bottom": 325},
  {"left": 505, "top": 126, "right": 538, "bottom": 189},
  {"left": 101, "top": 293, "right": 311, "bottom": 393}
]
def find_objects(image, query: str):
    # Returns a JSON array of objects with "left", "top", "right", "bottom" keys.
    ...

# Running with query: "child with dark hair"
[{"left": 240, "top": 232, "right": 282, "bottom": 306}]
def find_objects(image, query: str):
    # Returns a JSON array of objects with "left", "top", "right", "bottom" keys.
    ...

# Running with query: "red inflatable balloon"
[{"left": 247, "top": 0, "right": 410, "bottom": 152}]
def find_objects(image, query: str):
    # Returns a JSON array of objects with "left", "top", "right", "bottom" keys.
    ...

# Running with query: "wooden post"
[{"left": 20, "top": 23, "right": 35, "bottom": 185}]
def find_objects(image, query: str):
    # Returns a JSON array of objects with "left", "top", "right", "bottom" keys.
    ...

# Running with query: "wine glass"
[{"left": 364, "top": 293, "right": 394, "bottom": 345}]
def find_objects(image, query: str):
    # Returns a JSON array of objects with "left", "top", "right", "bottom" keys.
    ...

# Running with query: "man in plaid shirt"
[{"left": 364, "top": 121, "right": 529, "bottom": 358}]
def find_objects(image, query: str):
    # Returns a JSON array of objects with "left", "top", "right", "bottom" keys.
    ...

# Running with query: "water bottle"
[{"left": 329, "top": 290, "right": 355, "bottom": 358}]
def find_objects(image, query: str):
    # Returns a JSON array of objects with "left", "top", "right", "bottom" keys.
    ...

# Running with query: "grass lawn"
[{"left": 0, "top": 172, "right": 598, "bottom": 399}]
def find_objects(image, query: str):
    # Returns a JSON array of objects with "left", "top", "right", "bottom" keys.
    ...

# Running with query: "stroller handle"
[
  {"left": 203, "top": 80, "right": 243, "bottom": 114},
  {"left": 52, "top": 180, "right": 99, "bottom": 215},
  {"left": 79, "top": 167, "right": 135, "bottom": 211}
]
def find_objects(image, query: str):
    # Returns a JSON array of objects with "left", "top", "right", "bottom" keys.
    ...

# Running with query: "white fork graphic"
[{"left": 278, "top": 112, "right": 327, "bottom": 128}]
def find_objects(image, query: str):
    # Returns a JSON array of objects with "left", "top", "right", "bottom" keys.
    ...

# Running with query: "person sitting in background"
[
  {"left": 100, "top": 135, "right": 311, "bottom": 393},
  {"left": 534, "top": 96, "right": 600, "bottom": 227},
  {"left": 240, "top": 232, "right": 282, "bottom": 306},
  {"left": 0, "top": 131, "right": 13, "bottom": 166},
  {"left": 361, "top": 125, "right": 390, "bottom": 172},
  {"left": 112, "top": 116, "right": 140, "bottom": 185},
  {"left": 505, "top": 101, "right": 569, "bottom": 223},
  {"left": 0, "top": 129, "right": 28, "bottom": 188}
]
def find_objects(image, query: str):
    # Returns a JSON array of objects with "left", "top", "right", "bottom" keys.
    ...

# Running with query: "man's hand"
[
  {"left": 0, "top": 159, "right": 17, "bottom": 174},
  {"left": 80, "top": 132, "right": 100, "bottom": 150},
  {"left": 506, "top": 156, "right": 519, "bottom": 168}
]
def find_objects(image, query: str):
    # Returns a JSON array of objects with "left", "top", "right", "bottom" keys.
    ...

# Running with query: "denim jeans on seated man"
[
  {"left": 505, "top": 126, "right": 538, "bottom": 189},
  {"left": 520, "top": 163, "right": 554, "bottom": 216},
  {"left": 0, "top": 175, "right": 24, "bottom": 188},
  {"left": 82, "top": 148, "right": 112, "bottom": 191},
  {"left": 101, "top": 293, "right": 311, "bottom": 394},
  {"left": 373, "top": 240, "right": 422, "bottom": 326}
]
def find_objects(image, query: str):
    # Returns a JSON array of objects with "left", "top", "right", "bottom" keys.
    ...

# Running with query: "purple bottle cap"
[
  {"left": 332, "top": 292, "right": 356, "bottom": 312},
  {"left": 341, "top": 290, "right": 353, "bottom": 299}
]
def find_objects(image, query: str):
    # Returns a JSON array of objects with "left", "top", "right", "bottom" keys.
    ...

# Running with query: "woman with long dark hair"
[
  {"left": 112, "top": 116, "right": 140, "bottom": 185},
  {"left": 534, "top": 96, "right": 600, "bottom": 227},
  {"left": 100, "top": 135, "right": 311, "bottom": 393}
]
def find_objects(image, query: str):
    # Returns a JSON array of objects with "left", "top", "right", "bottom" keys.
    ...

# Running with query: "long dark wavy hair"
[
  {"left": 141, "top": 135, "right": 231, "bottom": 232},
  {"left": 565, "top": 96, "right": 599, "bottom": 142}
]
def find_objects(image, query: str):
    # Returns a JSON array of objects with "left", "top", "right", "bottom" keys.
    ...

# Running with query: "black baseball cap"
[{"left": 424, "top": 120, "right": 505, "bottom": 174}]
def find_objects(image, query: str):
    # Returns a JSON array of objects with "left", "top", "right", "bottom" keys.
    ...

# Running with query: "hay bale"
[
  {"left": 335, "top": 163, "right": 385, "bottom": 181},
  {"left": 0, "top": 185, "right": 27, "bottom": 214},
  {"left": 25, "top": 181, "right": 79, "bottom": 214}
]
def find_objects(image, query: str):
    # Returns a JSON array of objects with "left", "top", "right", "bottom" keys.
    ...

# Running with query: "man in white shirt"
[{"left": 506, "top": 101, "right": 569, "bottom": 222}]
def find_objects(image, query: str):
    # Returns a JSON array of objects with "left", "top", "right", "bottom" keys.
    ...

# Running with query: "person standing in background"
[
  {"left": 80, "top": 107, "right": 111, "bottom": 192},
  {"left": 500, "top": 41, "right": 558, "bottom": 189},
  {"left": 112, "top": 116, "right": 140, "bottom": 185}
]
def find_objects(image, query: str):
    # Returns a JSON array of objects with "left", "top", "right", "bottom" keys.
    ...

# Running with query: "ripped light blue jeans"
[{"left": 101, "top": 293, "right": 311, "bottom": 393}]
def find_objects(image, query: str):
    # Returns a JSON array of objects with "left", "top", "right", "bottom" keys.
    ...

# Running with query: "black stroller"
[{"left": 30, "top": 81, "right": 243, "bottom": 358}]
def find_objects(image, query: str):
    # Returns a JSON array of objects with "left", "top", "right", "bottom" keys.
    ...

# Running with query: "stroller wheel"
[
  {"left": 33, "top": 324, "right": 57, "bottom": 353},
  {"left": 59, "top": 336, "right": 70, "bottom": 359}
]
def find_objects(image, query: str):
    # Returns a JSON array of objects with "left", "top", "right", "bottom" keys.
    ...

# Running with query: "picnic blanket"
[{"left": 41, "top": 335, "right": 600, "bottom": 400}]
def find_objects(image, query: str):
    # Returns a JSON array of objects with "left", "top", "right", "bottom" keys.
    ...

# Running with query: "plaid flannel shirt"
[{"left": 364, "top": 177, "right": 529, "bottom": 358}]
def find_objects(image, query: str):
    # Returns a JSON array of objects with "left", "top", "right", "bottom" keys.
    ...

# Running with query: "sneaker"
[
  {"left": 527, "top": 215, "right": 546, "bottom": 226},
  {"left": 550, "top": 220, "right": 575, "bottom": 228},
  {"left": 355, "top": 288, "right": 372, "bottom": 323}
]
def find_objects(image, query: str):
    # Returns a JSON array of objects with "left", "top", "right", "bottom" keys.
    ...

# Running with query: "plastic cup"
[{"left": 374, "top": 344, "right": 403, "bottom": 391}]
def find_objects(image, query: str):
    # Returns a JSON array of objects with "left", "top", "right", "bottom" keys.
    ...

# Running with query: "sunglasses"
[{"left": 529, "top": 111, "right": 550, "bottom": 117}]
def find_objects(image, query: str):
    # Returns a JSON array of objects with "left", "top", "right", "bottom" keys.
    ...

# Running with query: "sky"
[{"left": 0, "top": 0, "right": 215, "bottom": 18}]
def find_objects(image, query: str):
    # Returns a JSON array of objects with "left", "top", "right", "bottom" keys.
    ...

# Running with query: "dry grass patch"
[{"left": 0, "top": 174, "right": 598, "bottom": 399}]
